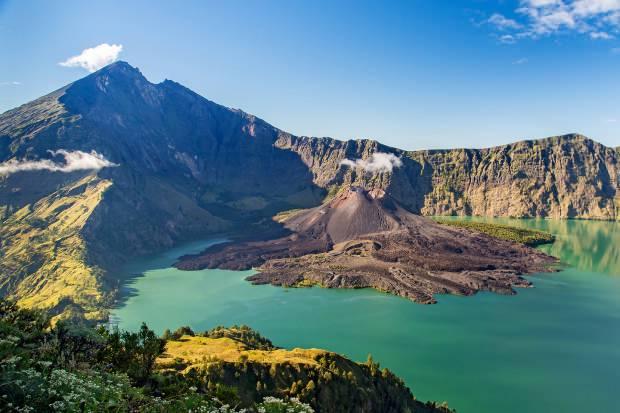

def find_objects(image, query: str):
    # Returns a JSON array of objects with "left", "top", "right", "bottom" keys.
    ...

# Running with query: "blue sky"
[{"left": 1, "top": 0, "right": 619, "bottom": 150}]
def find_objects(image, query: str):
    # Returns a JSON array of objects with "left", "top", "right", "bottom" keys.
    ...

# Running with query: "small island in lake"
[{"left": 176, "top": 186, "right": 557, "bottom": 303}]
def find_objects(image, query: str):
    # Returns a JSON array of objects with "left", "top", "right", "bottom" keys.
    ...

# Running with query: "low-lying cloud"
[
  {"left": 341, "top": 152, "right": 403, "bottom": 173},
  {"left": 0, "top": 150, "right": 118, "bottom": 176},
  {"left": 59, "top": 43, "right": 123, "bottom": 72}
]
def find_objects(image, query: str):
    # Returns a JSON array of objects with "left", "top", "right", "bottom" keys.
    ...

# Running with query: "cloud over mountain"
[
  {"left": 59, "top": 43, "right": 124, "bottom": 72},
  {"left": 0, "top": 150, "right": 118, "bottom": 176},
  {"left": 341, "top": 152, "right": 403, "bottom": 173}
]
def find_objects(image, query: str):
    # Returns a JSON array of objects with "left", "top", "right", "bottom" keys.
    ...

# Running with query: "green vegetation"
[
  {"left": 202, "top": 325, "right": 275, "bottom": 350},
  {"left": 292, "top": 279, "right": 324, "bottom": 288},
  {"left": 161, "top": 331, "right": 452, "bottom": 413},
  {"left": 322, "top": 185, "right": 342, "bottom": 203},
  {"left": 433, "top": 218, "right": 555, "bottom": 246},
  {"left": 0, "top": 300, "right": 452, "bottom": 413},
  {"left": 0, "top": 176, "right": 111, "bottom": 324},
  {"left": 272, "top": 208, "right": 304, "bottom": 223}
]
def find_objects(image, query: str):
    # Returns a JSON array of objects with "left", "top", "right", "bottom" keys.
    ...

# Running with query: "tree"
[
  {"left": 162, "top": 329, "right": 172, "bottom": 340},
  {"left": 171, "top": 325, "right": 195, "bottom": 340},
  {"left": 100, "top": 322, "right": 165, "bottom": 384},
  {"left": 366, "top": 354, "right": 380, "bottom": 375},
  {"left": 137, "top": 322, "right": 166, "bottom": 381}
]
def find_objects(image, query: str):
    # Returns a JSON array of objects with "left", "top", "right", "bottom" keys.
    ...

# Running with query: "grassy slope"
[
  {"left": 158, "top": 327, "right": 452, "bottom": 413},
  {"left": 0, "top": 175, "right": 110, "bottom": 322},
  {"left": 433, "top": 218, "right": 555, "bottom": 246},
  {"left": 162, "top": 336, "right": 325, "bottom": 370}
]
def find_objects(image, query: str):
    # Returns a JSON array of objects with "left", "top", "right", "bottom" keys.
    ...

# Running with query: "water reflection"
[{"left": 440, "top": 217, "right": 620, "bottom": 276}]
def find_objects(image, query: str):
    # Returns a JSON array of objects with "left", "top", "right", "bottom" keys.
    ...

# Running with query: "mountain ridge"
[{"left": 278, "top": 132, "right": 619, "bottom": 219}]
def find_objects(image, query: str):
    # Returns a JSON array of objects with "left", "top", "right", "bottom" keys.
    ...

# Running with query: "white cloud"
[
  {"left": 484, "top": 0, "right": 620, "bottom": 41},
  {"left": 59, "top": 43, "right": 123, "bottom": 72},
  {"left": 607, "top": 118, "right": 618, "bottom": 122},
  {"left": 341, "top": 152, "right": 403, "bottom": 173},
  {"left": 513, "top": 57, "right": 529, "bottom": 64},
  {"left": 612, "top": 47, "right": 620, "bottom": 53},
  {"left": 0, "top": 81, "right": 21, "bottom": 86},
  {"left": 528, "top": 0, "right": 563, "bottom": 6},
  {"left": 489, "top": 13, "right": 523, "bottom": 30},
  {"left": 499, "top": 34, "right": 518, "bottom": 44},
  {"left": 590, "top": 31, "right": 614, "bottom": 39},
  {"left": 0, "top": 150, "right": 118, "bottom": 176},
  {"left": 572, "top": 0, "right": 620, "bottom": 16}
]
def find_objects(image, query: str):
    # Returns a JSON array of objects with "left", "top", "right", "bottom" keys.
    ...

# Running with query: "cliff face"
[
  {"left": 278, "top": 134, "right": 620, "bottom": 220},
  {"left": 412, "top": 135, "right": 619, "bottom": 219}
]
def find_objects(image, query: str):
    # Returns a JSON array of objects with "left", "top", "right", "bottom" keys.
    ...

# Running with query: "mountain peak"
[
  {"left": 69, "top": 60, "right": 150, "bottom": 92},
  {"left": 58, "top": 60, "right": 161, "bottom": 112},
  {"left": 95, "top": 60, "right": 142, "bottom": 76}
]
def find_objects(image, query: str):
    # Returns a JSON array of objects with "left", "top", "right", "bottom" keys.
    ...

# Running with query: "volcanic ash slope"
[{"left": 176, "top": 187, "right": 556, "bottom": 303}]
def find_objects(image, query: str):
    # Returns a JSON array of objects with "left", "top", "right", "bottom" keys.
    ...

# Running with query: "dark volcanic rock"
[{"left": 176, "top": 187, "right": 556, "bottom": 303}]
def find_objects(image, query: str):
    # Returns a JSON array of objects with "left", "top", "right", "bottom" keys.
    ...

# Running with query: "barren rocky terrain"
[{"left": 177, "top": 187, "right": 556, "bottom": 303}]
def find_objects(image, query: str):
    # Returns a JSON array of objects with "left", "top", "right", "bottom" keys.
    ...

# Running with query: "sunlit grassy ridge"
[
  {"left": 162, "top": 336, "right": 326, "bottom": 371},
  {"left": 272, "top": 208, "right": 304, "bottom": 223},
  {"left": 432, "top": 218, "right": 555, "bottom": 246},
  {"left": 0, "top": 175, "right": 110, "bottom": 323},
  {"left": 156, "top": 325, "right": 452, "bottom": 413}
]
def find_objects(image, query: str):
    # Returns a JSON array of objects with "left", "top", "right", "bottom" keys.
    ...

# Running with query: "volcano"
[{"left": 176, "top": 187, "right": 556, "bottom": 303}]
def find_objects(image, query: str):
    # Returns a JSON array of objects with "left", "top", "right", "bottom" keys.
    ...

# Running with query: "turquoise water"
[{"left": 110, "top": 219, "right": 620, "bottom": 413}]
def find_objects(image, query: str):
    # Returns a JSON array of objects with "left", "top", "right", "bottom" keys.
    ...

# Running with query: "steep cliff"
[
  {"left": 0, "top": 175, "right": 111, "bottom": 322},
  {"left": 412, "top": 135, "right": 619, "bottom": 219},
  {"left": 278, "top": 134, "right": 620, "bottom": 220}
]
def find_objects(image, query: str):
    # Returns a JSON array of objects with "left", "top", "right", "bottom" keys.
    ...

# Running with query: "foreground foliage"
[
  {"left": 0, "top": 300, "right": 452, "bottom": 412},
  {"left": 433, "top": 219, "right": 555, "bottom": 246}
]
